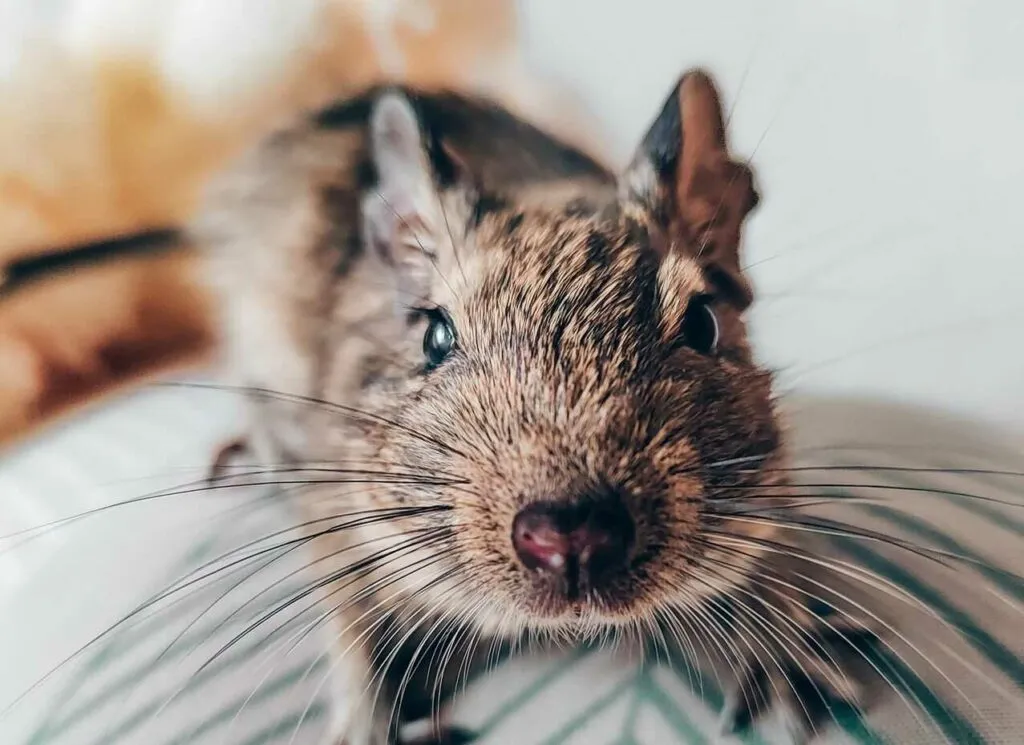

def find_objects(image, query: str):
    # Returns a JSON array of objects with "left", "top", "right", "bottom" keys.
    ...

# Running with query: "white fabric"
[{"left": 1, "top": 380, "right": 1022, "bottom": 745}]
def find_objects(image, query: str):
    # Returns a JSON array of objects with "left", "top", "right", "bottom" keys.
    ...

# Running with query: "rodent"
[{"left": 190, "top": 69, "right": 883, "bottom": 745}]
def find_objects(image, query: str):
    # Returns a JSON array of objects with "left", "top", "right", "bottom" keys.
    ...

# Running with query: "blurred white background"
[
  {"left": 2, "top": 0, "right": 1020, "bottom": 431},
  {"left": 519, "top": 0, "right": 1024, "bottom": 436}
]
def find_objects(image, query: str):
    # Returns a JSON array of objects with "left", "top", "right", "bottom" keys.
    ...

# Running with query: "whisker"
[
  {"left": 289, "top": 548, "right": 454, "bottom": 674},
  {"left": 436, "top": 184, "right": 468, "bottom": 286},
  {"left": 0, "top": 468, "right": 459, "bottom": 549},
  {"left": 121, "top": 506, "right": 451, "bottom": 645},
  {"left": 179, "top": 542, "right": 457, "bottom": 744},
  {"left": 695, "top": 60, "right": 814, "bottom": 261},
  {"left": 149, "top": 516, "right": 448, "bottom": 690},
  {"left": 701, "top": 451, "right": 1024, "bottom": 484},
  {"left": 198, "top": 529, "right": 451, "bottom": 676},
  {"left": 698, "top": 543, "right": 995, "bottom": 742},
  {"left": 746, "top": 539, "right": 1017, "bottom": 716},
  {"left": 162, "top": 505, "right": 450, "bottom": 594},
  {"left": 258, "top": 534, "right": 456, "bottom": 672},
  {"left": 3, "top": 501, "right": 447, "bottom": 722},
  {"left": 292, "top": 552, "right": 466, "bottom": 714},
  {"left": 750, "top": 463, "right": 1024, "bottom": 481},
  {"left": 687, "top": 574, "right": 822, "bottom": 732},
  {"left": 712, "top": 479, "right": 1024, "bottom": 510},
  {"left": 230, "top": 551, "right": 456, "bottom": 745},
  {"left": 211, "top": 456, "right": 461, "bottom": 473},
  {"left": 694, "top": 545, "right": 932, "bottom": 733},
  {"left": 792, "top": 442, "right": 1024, "bottom": 471},
  {"left": 714, "top": 513, "right": 956, "bottom": 569},
  {"left": 702, "top": 530, "right": 1024, "bottom": 698},
  {"left": 160, "top": 381, "right": 468, "bottom": 458},
  {"left": 453, "top": 600, "right": 491, "bottom": 700},
  {"left": 428, "top": 594, "right": 483, "bottom": 732},
  {"left": 701, "top": 531, "right": 961, "bottom": 635},
  {"left": 362, "top": 570, "right": 468, "bottom": 737},
  {"left": 711, "top": 511, "right": 1024, "bottom": 586},
  {"left": 199, "top": 525, "right": 447, "bottom": 644},
  {"left": 775, "top": 567, "right": 1005, "bottom": 721},
  {"left": 661, "top": 576, "right": 761, "bottom": 716},
  {"left": 373, "top": 189, "right": 460, "bottom": 301},
  {"left": 652, "top": 604, "right": 708, "bottom": 699},
  {"left": 283, "top": 554, "right": 462, "bottom": 745},
  {"left": 783, "top": 304, "right": 1024, "bottom": 387},
  {"left": 388, "top": 598, "right": 461, "bottom": 737}
]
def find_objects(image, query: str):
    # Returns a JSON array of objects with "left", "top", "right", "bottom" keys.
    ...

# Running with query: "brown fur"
[
  {"left": 198, "top": 73, "right": 879, "bottom": 744},
  {"left": 0, "top": 246, "right": 213, "bottom": 446}
]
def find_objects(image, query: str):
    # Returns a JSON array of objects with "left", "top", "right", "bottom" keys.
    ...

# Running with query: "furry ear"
[
  {"left": 361, "top": 92, "right": 471, "bottom": 303},
  {"left": 620, "top": 70, "right": 759, "bottom": 310}
]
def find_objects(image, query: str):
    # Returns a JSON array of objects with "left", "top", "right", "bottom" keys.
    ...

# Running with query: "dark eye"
[
  {"left": 423, "top": 309, "right": 457, "bottom": 368},
  {"left": 680, "top": 295, "right": 719, "bottom": 354}
]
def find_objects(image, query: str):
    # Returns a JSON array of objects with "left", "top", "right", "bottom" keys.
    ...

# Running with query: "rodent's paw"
[
  {"left": 207, "top": 437, "right": 250, "bottom": 484},
  {"left": 398, "top": 726, "right": 477, "bottom": 745},
  {"left": 718, "top": 612, "right": 882, "bottom": 744}
]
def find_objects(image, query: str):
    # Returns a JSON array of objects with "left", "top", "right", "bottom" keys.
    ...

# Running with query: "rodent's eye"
[
  {"left": 423, "top": 308, "right": 457, "bottom": 368},
  {"left": 680, "top": 295, "right": 720, "bottom": 354}
]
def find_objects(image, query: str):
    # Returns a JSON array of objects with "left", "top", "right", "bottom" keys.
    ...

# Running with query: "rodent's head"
[{"left": 320, "top": 71, "right": 783, "bottom": 637}]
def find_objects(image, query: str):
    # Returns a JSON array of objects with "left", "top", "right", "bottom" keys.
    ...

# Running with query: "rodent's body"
[{"left": 196, "top": 74, "right": 882, "bottom": 744}]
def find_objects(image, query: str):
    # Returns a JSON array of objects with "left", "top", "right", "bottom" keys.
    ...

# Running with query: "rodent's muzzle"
[{"left": 511, "top": 496, "right": 635, "bottom": 600}]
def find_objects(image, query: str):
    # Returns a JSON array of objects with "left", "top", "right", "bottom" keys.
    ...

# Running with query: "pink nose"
[{"left": 511, "top": 499, "right": 634, "bottom": 591}]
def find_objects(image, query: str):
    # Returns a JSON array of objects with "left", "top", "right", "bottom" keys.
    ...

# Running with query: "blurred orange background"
[{"left": 0, "top": 0, "right": 601, "bottom": 446}]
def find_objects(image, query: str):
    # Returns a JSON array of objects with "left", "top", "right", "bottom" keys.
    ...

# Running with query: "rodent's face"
[{"left": 321, "top": 72, "right": 783, "bottom": 638}]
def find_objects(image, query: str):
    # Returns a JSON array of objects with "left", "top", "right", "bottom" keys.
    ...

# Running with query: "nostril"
[
  {"left": 512, "top": 507, "right": 571, "bottom": 572},
  {"left": 511, "top": 499, "right": 635, "bottom": 580},
  {"left": 576, "top": 502, "right": 635, "bottom": 577}
]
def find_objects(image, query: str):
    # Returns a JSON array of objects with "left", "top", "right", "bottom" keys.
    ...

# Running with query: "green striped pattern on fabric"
[
  {"left": 20, "top": 433, "right": 1023, "bottom": 745},
  {"left": 24, "top": 499, "right": 335, "bottom": 745}
]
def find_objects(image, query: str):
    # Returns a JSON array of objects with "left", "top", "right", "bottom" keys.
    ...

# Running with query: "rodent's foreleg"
[
  {"left": 396, "top": 729, "right": 477, "bottom": 745},
  {"left": 207, "top": 437, "right": 251, "bottom": 483},
  {"left": 336, "top": 731, "right": 474, "bottom": 745},
  {"left": 206, "top": 400, "right": 293, "bottom": 483}
]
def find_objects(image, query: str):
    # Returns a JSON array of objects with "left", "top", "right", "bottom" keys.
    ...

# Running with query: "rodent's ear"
[
  {"left": 362, "top": 92, "right": 474, "bottom": 302},
  {"left": 620, "top": 70, "right": 759, "bottom": 310}
]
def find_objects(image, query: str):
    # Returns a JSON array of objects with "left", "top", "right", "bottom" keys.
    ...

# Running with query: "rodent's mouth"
[
  {"left": 511, "top": 597, "right": 651, "bottom": 637},
  {"left": 513, "top": 569, "right": 650, "bottom": 627}
]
